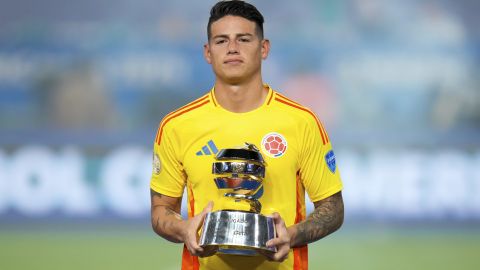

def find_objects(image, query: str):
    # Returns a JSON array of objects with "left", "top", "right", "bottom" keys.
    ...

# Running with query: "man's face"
[{"left": 204, "top": 15, "right": 270, "bottom": 84}]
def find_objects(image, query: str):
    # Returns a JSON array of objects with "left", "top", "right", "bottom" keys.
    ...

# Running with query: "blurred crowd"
[{"left": 0, "top": 0, "right": 478, "bottom": 147}]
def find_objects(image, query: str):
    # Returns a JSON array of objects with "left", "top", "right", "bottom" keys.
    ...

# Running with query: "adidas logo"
[{"left": 196, "top": 140, "right": 219, "bottom": 156}]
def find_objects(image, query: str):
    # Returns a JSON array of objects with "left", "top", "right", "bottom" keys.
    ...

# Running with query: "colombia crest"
[{"left": 261, "top": 132, "right": 287, "bottom": 158}]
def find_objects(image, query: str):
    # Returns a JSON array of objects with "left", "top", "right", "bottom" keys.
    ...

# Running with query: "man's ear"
[
  {"left": 261, "top": 39, "right": 271, "bottom": 60},
  {"left": 204, "top": 43, "right": 212, "bottom": 64}
]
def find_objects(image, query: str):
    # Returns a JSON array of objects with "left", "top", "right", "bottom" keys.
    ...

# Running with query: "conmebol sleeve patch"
[{"left": 325, "top": 150, "right": 336, "bottom": 173}]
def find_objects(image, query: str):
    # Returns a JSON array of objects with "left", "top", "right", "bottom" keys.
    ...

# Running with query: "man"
[{"left": 150, "top": 1, "right": 344, "bottom": 269}]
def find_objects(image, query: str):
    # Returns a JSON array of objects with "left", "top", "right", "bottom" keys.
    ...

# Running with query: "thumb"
[
  {"left": 203, "top": 201, "right": 214, "bottom": 214},
  {"left": 271, "top": 212, "right": 282, "bottom": 223},
  {"left": 271, "top": 212, "right": 287, "bottom": 231},
  {"left": 198, "top": 201, "right": 214, "bottom": 219},
  {"left": 195, "top": 201, "right": 214, "bottom": 231}
]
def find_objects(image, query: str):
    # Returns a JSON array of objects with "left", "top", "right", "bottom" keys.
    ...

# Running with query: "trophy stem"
[{"left": 224, "top": 193, "right": 262, "bottom": 213}]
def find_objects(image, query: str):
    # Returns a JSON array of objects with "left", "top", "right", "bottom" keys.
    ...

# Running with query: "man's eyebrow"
[
  {"left": 212, "top": 33, "right": 254, "bottom": 39},
  {"left": 236, "top": 33, "right": 254, "bottom": 37},
  {"left": 212, "top": 34, "right": 229, "bottom": 39}
]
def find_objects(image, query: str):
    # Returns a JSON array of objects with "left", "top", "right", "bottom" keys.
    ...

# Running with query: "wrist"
[
  {"left": 287, "top": 225, "right": 299, "bottom": 247},
  {"left": 174, "top": 219, "right": 188, "bottom": 243}
]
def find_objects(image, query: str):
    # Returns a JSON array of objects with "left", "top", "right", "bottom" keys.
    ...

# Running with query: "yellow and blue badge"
[{"left": 325, "top": 150, "right": 336, "bottom": 173}]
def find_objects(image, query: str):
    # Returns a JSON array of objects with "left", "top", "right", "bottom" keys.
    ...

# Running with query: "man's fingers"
[
  {"left": 182, "top": 202, "right": 217, "bottom": 257},
  {"left": 186, "top": 239, "right": 204, "bottom": 255},
  {"left": 273, "top": 249, "right": 289, "bottom": 262},
  {"left": 258, "top": 249, "right": 275, "bottom": 261},
  {"left": 267, "top": 212, "right": 289, "bottom": 246},
  {"left": 266, "top": 237, "right": 282, "bottom": 248},
  {"left": 262, "top": 212, "right": 291, "bottom": 262},
  {"left": 187, "top": 245, "right": 203, "bottom": 256},
  {"left": 259, "top": 249, "right": 288, "bottom": 262},
  {"left": 188, "top": 242, "right": 217, "bottom": 257},
  {"left": 198, "top": 246, "right": 218, "bottom": 258},
  {"left": 271, "top": 245, "right": 289, "bottom": 262}
]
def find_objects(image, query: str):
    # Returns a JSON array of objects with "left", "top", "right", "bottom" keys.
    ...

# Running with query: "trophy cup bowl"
[{"left": 199, "top": 144, "right": 276, "bottom": 256}]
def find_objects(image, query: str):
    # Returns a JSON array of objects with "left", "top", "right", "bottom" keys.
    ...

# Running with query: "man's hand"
[
  {"left": 182, "top": 201, "right": 218, "bottom": 257},
  {"left": 262, "top": 212, "right": 291, "bottom": 262},
  {"left": 150, "top": 190, "right": 217, "bottom": 257}
]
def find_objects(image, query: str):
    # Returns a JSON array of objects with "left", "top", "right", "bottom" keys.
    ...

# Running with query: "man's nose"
[{"left": 227, "top": 40, "right": 239, "bottom": 54}]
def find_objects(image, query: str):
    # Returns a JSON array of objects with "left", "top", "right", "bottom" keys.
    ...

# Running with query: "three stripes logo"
[{"left": 196, "top": 140, "right": 219, "bottom": 156}]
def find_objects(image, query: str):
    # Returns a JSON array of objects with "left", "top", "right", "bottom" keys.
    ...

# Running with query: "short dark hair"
[{"left": 207, "top": 0, "right": 265, "bottom": 40}]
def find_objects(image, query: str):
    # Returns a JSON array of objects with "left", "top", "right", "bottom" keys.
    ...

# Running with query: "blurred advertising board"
[{"left": 1, "top": 145, "right": 479, "bottom": 220}]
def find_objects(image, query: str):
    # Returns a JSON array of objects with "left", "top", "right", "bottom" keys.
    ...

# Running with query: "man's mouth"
[{"left": 224, "top": 59, "right": 243, "bottom": 64}]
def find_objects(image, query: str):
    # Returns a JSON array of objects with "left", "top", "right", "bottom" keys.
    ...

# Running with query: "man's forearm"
[
  {"left": 151, "top": 204, "right": 185, "bottom": 243},
  {"left": 150, "top": 190, "right": 185, "bottom": 243},
  {"left": 289, "top": 191, "right": 344, "bottom": 247}
]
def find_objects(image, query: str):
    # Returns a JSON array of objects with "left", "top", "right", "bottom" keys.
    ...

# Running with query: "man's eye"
[
  {"left": 239, "top": 38, "right": 250, "bottom": 42},
  {"left": 215, "top": 40, "right": 226, "bottom": 44}
]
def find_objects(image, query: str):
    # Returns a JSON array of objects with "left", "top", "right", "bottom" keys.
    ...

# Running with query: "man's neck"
[{"left": 213, "top": 78, "right": 268, "bottom": 113}]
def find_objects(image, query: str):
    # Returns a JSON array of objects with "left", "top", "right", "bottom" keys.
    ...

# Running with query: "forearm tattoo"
[
  {"left": 150, "top": 190, "right": 182, "bottom": 235},
  {"left": 293, "top": 192, "right": 344, "bottom": 247}
]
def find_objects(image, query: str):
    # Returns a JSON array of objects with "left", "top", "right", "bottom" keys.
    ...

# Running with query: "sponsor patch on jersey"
[
  {"left": 261, "top": 132, "right": 287, "bottom": 158},
  {"left": 153, "top": 153, "right": 161, "bottom": 174},
  {"left": 325, "top": 150, "right": 336, "bottom": 173}
]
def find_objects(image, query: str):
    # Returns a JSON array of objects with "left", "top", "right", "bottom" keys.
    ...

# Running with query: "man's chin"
[{"left": 219, "top": 74, "right": 247, "bottom": 85}]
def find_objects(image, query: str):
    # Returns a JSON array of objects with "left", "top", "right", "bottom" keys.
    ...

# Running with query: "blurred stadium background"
[{"left": 1, "top": 0, "right": 479, "bottom": 269}]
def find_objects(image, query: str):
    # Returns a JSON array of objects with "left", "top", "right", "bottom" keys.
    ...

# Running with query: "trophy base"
[{"left": 199, "top": 210, "right": 276, "bottom": 256}]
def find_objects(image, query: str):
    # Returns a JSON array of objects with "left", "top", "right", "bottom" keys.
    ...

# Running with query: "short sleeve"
[
  {"left": 150, "top": 123, "right": 186, "bottom": 197},
  {"left": 298, "top": 116, "right": 343, "bottom": 202}
]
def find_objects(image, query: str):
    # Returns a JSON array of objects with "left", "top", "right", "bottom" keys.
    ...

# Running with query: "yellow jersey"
[{"left": 150, "top": 84, "right": 343, "bottom": 270}]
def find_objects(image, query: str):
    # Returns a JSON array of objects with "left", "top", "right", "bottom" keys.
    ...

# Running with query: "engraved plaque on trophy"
[{"left": 199, "top": 143, "right": 276, "bottom": 256}]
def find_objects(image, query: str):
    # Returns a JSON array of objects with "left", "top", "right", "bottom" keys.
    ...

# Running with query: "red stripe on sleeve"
[
  {"left": 275, "top": 97, "right": 327, "bottom": 145},
  {"left": 311, "top": 112, "right": 330, "bottom": 144},
  {"left": 156, "top": 100, "right": 210, "bottom": 145},
  {"left": 154, "top": 123, "right": 161, "bottom": 144}
]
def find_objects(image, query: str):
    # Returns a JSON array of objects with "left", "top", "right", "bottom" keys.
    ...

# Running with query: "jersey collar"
[{"left": 209, "top": 83, "right": 275, "bottom": 109}]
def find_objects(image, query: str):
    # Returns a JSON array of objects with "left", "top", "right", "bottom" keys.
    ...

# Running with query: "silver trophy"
[{"left": 199, "top": 143, "right": 276, "bottom": 256}]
